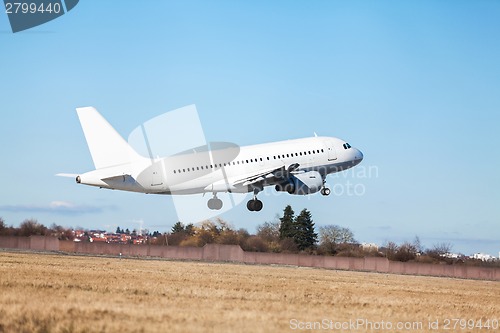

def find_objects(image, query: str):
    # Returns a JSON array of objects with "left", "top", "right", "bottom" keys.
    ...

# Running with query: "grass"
[{"left": 0, "top": 251, "right": 499, "bottom": 333}]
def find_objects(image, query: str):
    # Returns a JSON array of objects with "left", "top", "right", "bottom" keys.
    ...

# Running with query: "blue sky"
[{"left": 0, "top": 1, "right": 499, "bottom": 255}]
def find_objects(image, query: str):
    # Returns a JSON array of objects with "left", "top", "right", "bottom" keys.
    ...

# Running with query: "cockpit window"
[{"left": 343, "top": 143, "right": 352, "bottom": 149}]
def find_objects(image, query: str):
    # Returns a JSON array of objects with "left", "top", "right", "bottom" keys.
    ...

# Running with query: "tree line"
[
  {"left": 1, "top": 209, "right": 497, "bottom": 267},
  {"left": 0, "top": 217, "right": 74, "bottom": 240}
]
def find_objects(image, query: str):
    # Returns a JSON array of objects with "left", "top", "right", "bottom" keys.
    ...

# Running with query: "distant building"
[
  {"left": 471, "top": 253, "right": 496, "bottom": 262},
  {"left": 71, "top": 229, "right": 151, "bottom": 245},
  {"left": 89, "top": 237, "right": 106, "bottom": 243},
  {"left": 360, "top": 243, "right": 378, "bottom": 252},
  {"left": 441, "top": 252, "right": 461, "bottom": 259},
  {"left": 74, "top": 230, "right": 85, "bottom": 238}
]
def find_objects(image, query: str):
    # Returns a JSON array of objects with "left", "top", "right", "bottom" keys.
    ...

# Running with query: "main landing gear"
[
  {"left": 247, "top": 189, "right": 263, "bottom": 212},
  {"left": 247, "top": 198, "right": 263, "bottom": 211},
  {"left": 207, "top": 193, "right": 223, "bottom": 210}
]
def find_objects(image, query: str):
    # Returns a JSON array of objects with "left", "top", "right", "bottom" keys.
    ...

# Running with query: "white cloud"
[{"left": 0, "top": 201, "right": 115, "bottom": 215}]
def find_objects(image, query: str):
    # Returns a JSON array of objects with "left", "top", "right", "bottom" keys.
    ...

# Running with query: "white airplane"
[{"left": 61, "top": 107, "right": 363, "bottom": 212}]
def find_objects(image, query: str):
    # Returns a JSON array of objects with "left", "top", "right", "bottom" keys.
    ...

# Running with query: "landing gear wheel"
[
  {"left": 214, "top": 198, "right": 223, "bottom": 210},
  {"left": 254, "top": 199, "right": 263, "bottom": 211},
  {"left": 208, "top": 198, "right": 215, "bottom": 210},
  {"left": 247, "top": 200, "right": 255, "bottom": 211},
  {"left": 321, "top": 187, "right": 331, "bottom": 196},
  {"left": 247, "top": 199, "right": 263, "bottom": 212},
  {"left": 208, "top": 198, "right": 223, "bottom": 210}
]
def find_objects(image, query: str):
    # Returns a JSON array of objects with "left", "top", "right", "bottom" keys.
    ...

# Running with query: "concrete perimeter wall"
[
  {"left": 0, "top": 236, "right": 59, "bottom": 251},
  {"left": 2, "top": 236, "right": 500, "bottom": 281}
]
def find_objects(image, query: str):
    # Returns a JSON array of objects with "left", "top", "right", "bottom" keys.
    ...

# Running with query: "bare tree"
[
  {"left": 426, "top": 242, "right": 453, "bottom": 260},
  {"left": 256, "top": 219, "right": 280, "bottom": 243},
  {"left": 383, "top": 241, "right": 398, "bottom": 260},
  {"left": 395, "top": 242, "right": 418, "bottom": 262},
  {"left": 318, "top": 225, "right": 356, "bottom": 255},
  {"left": 383, "top": 241, "right": 418, "bottom": 262},
  {"left": 412, "top": 235, "right": 423, "bottom": 254},
  {"left": 19, "top": 219, "right": 48, "bottom": 237},
  {"left": 319, "top": 225, "right": 355, "bottom": 244}
]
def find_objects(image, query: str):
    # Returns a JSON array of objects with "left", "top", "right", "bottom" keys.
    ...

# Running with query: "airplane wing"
[
  {"left": 233, "top": 165, "right": 286, "bottom": 187},
  {"left": 205, "top": 163, "right": 299, "bottom": 192}
]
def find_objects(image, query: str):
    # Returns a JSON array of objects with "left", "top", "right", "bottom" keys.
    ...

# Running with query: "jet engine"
[{"left": 275, "top": 171, "right": 323, "bottom": 195}]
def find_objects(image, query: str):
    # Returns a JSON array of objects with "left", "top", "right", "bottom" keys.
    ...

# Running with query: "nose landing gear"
[
  {"left": 321, "top": 187, "right": 331, "bottom": 196},
  {"left": 321, "top": 179, "right": 331, "bottom": 196}
]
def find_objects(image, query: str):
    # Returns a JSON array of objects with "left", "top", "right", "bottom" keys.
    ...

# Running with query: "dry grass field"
[{"left": 0, "top": 251, "right": 499, "bottom": 333}]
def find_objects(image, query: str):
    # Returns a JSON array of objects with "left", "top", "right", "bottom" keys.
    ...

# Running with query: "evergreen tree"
[
  {"left": 294, "top": 209, "right": 318, "bottom": 250},
  {"left": 184, "top": 223, "right": 195, "bottom": 236},
  {"left": 279, "top": 205, "right": 296, "bottom": 239},
  {"left": 116, "top": 226, "right": 122, "bottom": 234},
  {"left": 171, "top": 221, "right": 185, "bottom": 234}
]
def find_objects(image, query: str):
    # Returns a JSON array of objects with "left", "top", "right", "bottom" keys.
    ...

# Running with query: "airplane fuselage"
[{"left": 77, "top": 136, "right": 363, "bottom": 196}]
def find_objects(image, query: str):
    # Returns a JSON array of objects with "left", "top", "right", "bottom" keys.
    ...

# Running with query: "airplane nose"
[
  {"left": 352, "top": 148, "right": 363, "bottom": 165},
  {"left": 356, "top": 148, "right": 363, "bottom": 161}
]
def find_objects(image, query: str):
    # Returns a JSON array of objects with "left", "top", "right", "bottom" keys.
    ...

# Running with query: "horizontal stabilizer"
[
  {"left": 100, "top": 174, "right": 143, "bottom": 192},
  {"left": 56, "top": 173, "right": 78, "bottom": 178}
]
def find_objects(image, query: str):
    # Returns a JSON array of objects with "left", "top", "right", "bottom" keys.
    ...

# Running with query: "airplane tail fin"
[{"left": 76, "top": 107, "right": 144, "bottom": 170}]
